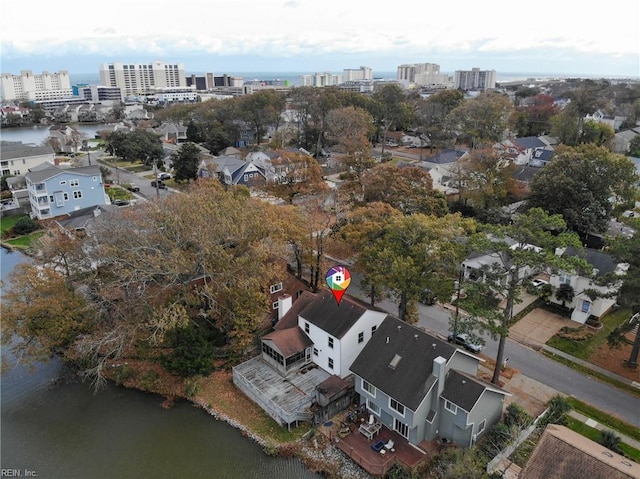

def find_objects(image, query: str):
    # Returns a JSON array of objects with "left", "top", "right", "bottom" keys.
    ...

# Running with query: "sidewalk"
[
  {"left": 541, "top": 344, "right": 640, "bottom": 389},
  {"left": 568, "top": 410, "right": 640, "bottom": 450}
]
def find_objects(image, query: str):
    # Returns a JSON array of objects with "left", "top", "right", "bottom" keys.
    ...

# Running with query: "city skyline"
[{"left": 1, "top": 0, "right": 639, "bottom": 78}]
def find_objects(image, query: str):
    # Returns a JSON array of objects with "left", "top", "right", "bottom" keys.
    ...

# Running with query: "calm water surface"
[
  {"left": 0, "top": 248, "right": 320, "bottom": 479},
  {"left": 0, "top": 124, "right": 105, "bottom": 145}
]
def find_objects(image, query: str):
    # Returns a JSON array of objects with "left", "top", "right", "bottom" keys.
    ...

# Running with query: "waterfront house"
[
  {"left": 25, "top": 163, "right": 108, "bottom": 220},
  {"left": 350, "top": 316, "right": 510, "bottom": 448},
  {"left": 1, "top": 141, "right": 55, "bottom": 177}
]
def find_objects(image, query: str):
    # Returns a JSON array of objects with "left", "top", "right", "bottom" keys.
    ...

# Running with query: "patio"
[{"left": 318, "top": 409, "right": 436, "bottom": 476}]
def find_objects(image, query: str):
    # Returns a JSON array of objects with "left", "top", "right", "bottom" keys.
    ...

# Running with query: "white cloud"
[{"left": 2, "top": 0, "right": 638, "bottom": 74}]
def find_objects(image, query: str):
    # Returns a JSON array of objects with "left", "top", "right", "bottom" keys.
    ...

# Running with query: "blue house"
[{"left": 25, "top": 164, "right": 108, "bottom": 220}]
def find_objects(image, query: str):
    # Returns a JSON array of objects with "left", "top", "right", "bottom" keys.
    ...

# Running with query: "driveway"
[{"left": 509, "top": 308, "right": 574, "bottom": 347}]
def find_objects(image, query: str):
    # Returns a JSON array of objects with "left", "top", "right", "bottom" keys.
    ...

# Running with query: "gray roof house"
[
  {"left": 233, "top": 290, "right": 388, "bottom": 429},
  {"left": 549, "top": 247, "right": 628, "bottom": 323},
  {"left": 25, "top": 164, "right": 107, "bottom": 220},
  {"left": 1, "top": 141, "right": 56, "bottom": 177},
  {"left": 350, "top": 316, "right": 509, "bottom": 448},
  {"left": 198, "top": 155, "right": 268, "bottom": 186}
]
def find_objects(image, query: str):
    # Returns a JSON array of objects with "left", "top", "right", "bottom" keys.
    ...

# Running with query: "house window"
[
  {"left": 70, "top": 179, "right": 79, "bottom": 187},
  {"left": 328, "top": 337, "right": 334, "bottom": 349},
  {"left": 477, "top": 419, "right": 486, "bottom": 434},
  {"left": 304, "top": 322, "right": 310, "bottom": 334},
  {"left": 64, "top": 192, "right": 69, "bottom": 201},
  {"left": 362, "top": 379, "right": 376, "bottom": 397},
  {"left": 444, "top": 399, "right": 458, "bottom": 414},
  {"left": 270, "top": 282, "right": 283, "bottom": 294},
  {"left": 581, "top": 300, "right": 591, "bottom": 313},
  {"left": 394, "top": 418, "right": 409, "bottom": 438},
  {"left": 272, "top": 301, "right": 279, "bottom": 310},
  {"left": 313, "top": 348, "right": 318, "bottom": 356},
  {"left": 371, "top": 325, "right": 377, "bottom": 335},
  {"left": 358, "top": 332, "right": 364, "bottom": 343},
  {"left": 243, "top": 174, "right": 248, "bottom": 182},
  {"left": 93, "top": 176, "right": 98, "bottom": 182},
  {"left": 559, "top": 273, "right": 571, "bottom": 285},
  {"left": 367, "top": 399, "right": 380, "bottom": 415},
  {"left": 59, "top": 180, "right": 67, "bottom": 185},
  {"left": 73, "top": 191, "right": 83, "bottom": 199},
  {"left": 49, "top": 195, "right": 54, "bottom": 202},
  {"left": 390, "top": 398, "right": 405, "bottom": 416},
  {"left": 328, "top": 358, "right": 333, "bottom": 370}
]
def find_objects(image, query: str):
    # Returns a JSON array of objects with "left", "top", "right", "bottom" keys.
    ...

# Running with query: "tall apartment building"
[
  {"left": 300, "top": 72, "right": 343, "bottom": 87},
  {"left": 99, "top": 61, "right": 186, "bottom": 95},
  {"left": 78, "top": 85, "right": 124, "bottom": 103},
  {"left": 397, "top": 63, "right": 450, "bottom": 86},
  {"left": 454, "top": 68, "right": 497, "bottom": 91},
  {"left": 342, "top": 66, "right": 373, "bottom": 82},
  {"left": 1, "top": 70, "right": 73, "bottom": 102}
]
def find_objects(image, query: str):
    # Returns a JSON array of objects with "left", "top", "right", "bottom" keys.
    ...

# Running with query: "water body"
[
  {"left": 0, "top": 248, "right": 320, "bottom": 479},
  {"left": 0, "top": 124, "right": 105, "bottom": 146}
]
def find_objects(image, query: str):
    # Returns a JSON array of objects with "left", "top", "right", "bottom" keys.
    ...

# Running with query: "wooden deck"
[
  {"left": 233, "top": 357, "right": 330, "bottom": 426},
  {"left": 319, "top": 412, "right": 435, "bottom": 477}
]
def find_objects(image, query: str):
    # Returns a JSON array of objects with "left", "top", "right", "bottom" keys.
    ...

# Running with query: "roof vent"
[
  {"left": 389, "top": 354, "right": 402, "bottom": 370},
  {"left": 461, "top": 380, "right": 466, "bottom": 385},
  {"left": 432, "top": 343, "right": 437, "bottom": 349},
  {"left": 397, "top": 325, "right": 402, "bottom": 331},
  {"left": 386, "top": 337, "right": 389, "bottom": 344},
  {"left": 414, "top": 334, "right": 419, "bottom": 341}
]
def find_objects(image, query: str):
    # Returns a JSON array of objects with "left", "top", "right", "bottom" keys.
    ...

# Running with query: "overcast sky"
[{"left": 2, "top": 0, "right": 639, "bottom": 78}]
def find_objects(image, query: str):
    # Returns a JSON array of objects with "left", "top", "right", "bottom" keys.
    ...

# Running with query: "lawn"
[
  {"left": 1, "top": 215, "right": 22, "bottom": 235},
  {"left": 547, "top": 309, "right": 631, "bottom": 360},
  {"left": 566, "top": 397, "right": 640, "bottom": 442},
  {"left": 5, "top": 231, "right": 45, "bottom": 249},
  {"left": 565, "top": 417, "right": 640, "bottom": 462}
]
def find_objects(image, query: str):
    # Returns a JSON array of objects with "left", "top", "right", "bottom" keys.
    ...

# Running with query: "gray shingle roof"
[
  {"left": 514, "top": 136, "right": 547, "bottom": 149},
  {"left": 1, "top": 142, "right": 55, "bottom": 161},
  {"left": 25, "top": 165, "right": 102, "bottom": 183},
  {"left": 441, "top": 370, "right": 508, "bottom": 412},
  {"left": 299, "top": 289, "right": 383, "bottom": 339},
  {"left": 350, "top": 316, "right": 457, "bottom": 411},
  {"left": 563, "top": 246, "right": 619, "bottom": 277}
]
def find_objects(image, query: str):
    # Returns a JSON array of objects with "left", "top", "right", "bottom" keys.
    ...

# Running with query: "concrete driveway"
[{"left": 509, "top": 308, "right": 574, "bottom": 347}]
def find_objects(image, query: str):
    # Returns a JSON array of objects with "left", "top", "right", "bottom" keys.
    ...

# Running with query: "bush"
[
  {"left": 12, "top": 216, "right": 38, "bottom": 235},
  {"left": 162, "top": 325, "right": 216, "bottom": 377}
]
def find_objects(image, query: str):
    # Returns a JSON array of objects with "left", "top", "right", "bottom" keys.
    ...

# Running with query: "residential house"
[
  {"left": 197, "top": 155, "right": 268, "bottom": 186},
  {"left": 462, "top": 237, "right": 540, "bottom": 285},
  {"left": 48, "top": 125, "right": 81, "bottom": 153},
  {"left": 528, "top": 148, "right": 554, "bottom": 167},
  {"left": 25, "top": 163, "right": 108, "bottom": 220},
  {"left": 350, "top": 316, "right": 510, "bottom": 448},
  {"left": 1, "top": 141, "right": 55, "bottom": 177},
  {"left": 1, "top": 106, "right": 30, "bottom": 125},
  {"left": 549, "top": 247, "right": 628, "bottom": 323},
  {"left": 611, "top": 128, "right": 640, "bottom": 154},
  {"left": 416, "top": 149, "right": 469, "bottom": 195},
  {"left": 154, "top": 122, "right": 188, "bottom": 144},
  {"left": 519, "top": 424, "right": 640, "bottom": 479},
  {"left": 496, "top": 137, "right": 551, "bottom": 166},
  {"left": 233, "top": 290, "right": 388, "bottom": 428},
  {"left": 585, "top": 110, "right": 627, "bottom": 132}
]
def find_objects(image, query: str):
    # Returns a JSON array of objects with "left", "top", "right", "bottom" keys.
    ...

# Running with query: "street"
[{"left": 345, "top": 271, "right": 640, "bottom": 428}]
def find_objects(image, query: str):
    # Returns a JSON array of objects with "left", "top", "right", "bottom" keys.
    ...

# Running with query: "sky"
[{"left": 1, "top": 0, "right": 639, "bottom": 79}]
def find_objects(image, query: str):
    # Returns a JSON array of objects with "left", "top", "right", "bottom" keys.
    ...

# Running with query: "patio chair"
[
  {"left": 368, "top": 414, "right": 375, "bottom": 425},
  {"left": 384, "top": 439, "right": 394, "bottom": 451}
]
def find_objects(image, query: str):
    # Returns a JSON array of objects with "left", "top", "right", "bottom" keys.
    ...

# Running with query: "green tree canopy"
[
  {"left": 528, "top": 144, "right": 639, "bottom": 235},
  {"left": 171, "top": 141, "right": 201, "bottom": 182}
]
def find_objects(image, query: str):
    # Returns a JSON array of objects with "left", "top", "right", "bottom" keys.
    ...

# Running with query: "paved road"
[{"left": 345, "top": 271, "right": 640, "bottom": 428}]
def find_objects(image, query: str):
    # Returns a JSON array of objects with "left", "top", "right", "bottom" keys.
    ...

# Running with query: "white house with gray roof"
[
  {"left": 1, "top": 141, "right": 55, "bottom": 177},
  {"left": 25, "top": 164, "right": 108, "bottom": 220},
  {"left": 549, "top": 247, "right": 629, "bottom": 323}
]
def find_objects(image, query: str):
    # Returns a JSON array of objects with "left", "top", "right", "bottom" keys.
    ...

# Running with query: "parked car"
[
  {"left": 112, "top": 199, "right": 130, "bottom": 207},
  {"left": 157, "top": 172, "right": 172, "bottom": 181},
  {"left": 125, "top": 183, "right": 140, "bottom": 192},
  {"left": 447, "top": 333, "right": 482, "bottom": 353},
  {"left": 531, "top": 278, "right": 549, "bottom": 289},
  {"left": 151, "top": 180, "right": 166, "bottom": 189},
  {"left": 419, "top": 288, "right": 437, "bottom": 305}
]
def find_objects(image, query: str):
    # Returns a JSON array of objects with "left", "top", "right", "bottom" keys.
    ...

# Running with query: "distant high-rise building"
[
  {"left": 454, "top": 68, "right": 496, "bottom": 91},
  {"left": 1, "top": 70, "right": 73, "bottom": 102},
  {"left": 396, "top": 63, "right": 451, "bottom": 87},
  {"left": 343, "top": 66, "right": 373, "bottom": 82},
  {"left": 99, "top": 61, "right": 186, "bottom": 95},
  {"left": 78, "top": 85, "right": 124, "bottom": 103},
  {"left": 300, "top": 72, "right": 342, "bottom": 87}
]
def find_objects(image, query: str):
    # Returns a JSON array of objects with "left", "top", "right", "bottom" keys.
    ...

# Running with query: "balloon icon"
[{"left": 325, "top": 266, "right": 351, "bottom": 305}]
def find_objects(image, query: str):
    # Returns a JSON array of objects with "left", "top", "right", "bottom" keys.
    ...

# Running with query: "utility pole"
[{"left": 453, "top": 268, "right": 463, "bottom": 337}]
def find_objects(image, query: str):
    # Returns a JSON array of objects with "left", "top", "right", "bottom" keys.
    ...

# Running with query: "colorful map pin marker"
[{"left": 325, "top": 266, "right": 351, "bottom": 305}]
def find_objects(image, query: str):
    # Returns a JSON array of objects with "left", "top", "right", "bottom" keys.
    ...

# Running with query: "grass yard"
[
  {"left": 547, "top": 309, "right": 631, "bottom": 360},
  {"left": 566, "top": 397, "right": 640, "bottom": 442},
  {"left": 565, "top": 417, "right": 640, "bottom": 462},
  {"left": 5, "top": 231, "right": 45, "bottom": 249},
  {"left": 1, "top": 215, "right": 22, "bottom": 235}
]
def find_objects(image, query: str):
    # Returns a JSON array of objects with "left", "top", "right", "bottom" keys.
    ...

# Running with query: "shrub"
[
  {"left": 12, "top": 216, "right": 38, "bottom": 235},
  {"left": 597, "top": 430, "right": 623, "bottom": 454},
  {"left": 162, "top": 325, "right": 216, "bottom": 377}
]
